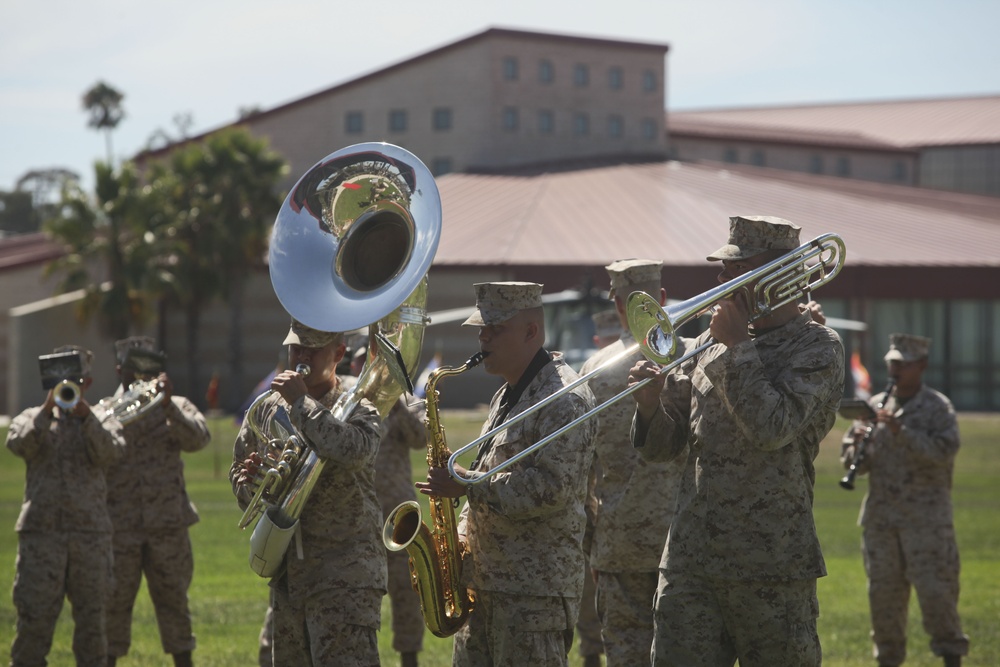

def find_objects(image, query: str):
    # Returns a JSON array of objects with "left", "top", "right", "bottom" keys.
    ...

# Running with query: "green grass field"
[{"left": 1, "top": 410, "right": 997, "bottom": 666}]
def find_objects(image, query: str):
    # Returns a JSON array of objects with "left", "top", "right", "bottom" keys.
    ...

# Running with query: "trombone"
[{"left": 447, "top": 233, "right": 846, "bottom": 484}]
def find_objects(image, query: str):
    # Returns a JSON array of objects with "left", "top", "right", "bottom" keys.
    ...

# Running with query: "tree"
[
  {"left": 155, "top": 128, "right": 287, "bottom": 405},
  {"left": 43, "top": 161, "right": 170, "bottom": 339},
  {"left": 83, "top": 81, "right": 126, "bottom": 166}
]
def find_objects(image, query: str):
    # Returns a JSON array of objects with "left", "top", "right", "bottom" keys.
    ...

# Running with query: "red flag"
[{"left": 851, "top": 350, "right": 871, "bottom": 400}]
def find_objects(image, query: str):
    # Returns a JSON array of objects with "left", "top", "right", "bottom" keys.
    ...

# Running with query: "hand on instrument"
[
  {"left": 802, "top": 300, "right": 826, "bottom": 325},
  {"left": 710, "top": 294, "right": 752, "bottom": 348},
  {"left": 416, "top": 465, "right": 468, "bottom": 499},
  {"left": 875, "top": 408, "right": 901, "bottom": 436},
  {"left": 271, "top": 369, "right": 309, "bottom": 405},
  {"left": 628, "top": 359, "right": 665, "bottom": 423},
  {"left": 154, "top": 372, "right": 173, "bottom": 401},
  {"left": 237, "top": 452, "right": 267, "bottom": 489}
]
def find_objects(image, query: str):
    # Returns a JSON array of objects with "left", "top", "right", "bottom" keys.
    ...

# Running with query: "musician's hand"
[
  {"left": 237, "top": 452, "right": 265, "bottom": 488},
  {"left": 156, "top": 372, "right": 173, "bottom": 401},
  {"left": 70, "top": 397, "right": 91, "bottom": 419},
  {"left": 43, "top": 390, "right": 57, "bottom": 417},
  {"left": 271, "top": 370, "right": 308, "bottom": 405},
  {"left": 628, "top": 360, "right": 664, "bottom": 423},
  {"left": 802, "top": 300, "right": 826, "bottom": 325},
  {"left": 876, "top": 409, "right": 901, "bottom": 435},
  {"left": 416, "top": 466, "right": 467, "bottom": 499},
  {"left": 710, "top": 295, "right": 752, "bottom": 348}
]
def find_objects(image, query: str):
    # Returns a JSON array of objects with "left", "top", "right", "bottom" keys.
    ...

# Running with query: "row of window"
[
  {"left": 345, "top": 108, "right": 660, "bottom": 140},
  {"left": 502, "top": 56, "right": 658, "bottom": 93},
  {"left": 723, "top": 148, "right": 910, "bottom": 182}
]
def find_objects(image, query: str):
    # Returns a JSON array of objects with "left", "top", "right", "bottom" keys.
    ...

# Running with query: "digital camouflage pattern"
[
  {"left": 230, "top": 375, "right": 385, "bottom": 664},
  {"left": 582, "top": 328, "right": 685, "bottom": 572},
  {"left": 95, "top": 392, "right": 211, "bottom": 657},
  {"left": 375, "top": 396, "right": 427, "bottom": 654},
  {"left": 706, "top": 215, "right": 802, "bottom": 261},
  {"left": 462, "top": 281, "right": 544, "bottom": 327},
  {"left": 841, "top": 384, "right": 968, "bottom": 663},
  {"left": 632, "top": 311, "right": 843, "bottom": 666},
  {"left": 271, "top": 585, "right": 382, "bottom": 667},
  {"left": 582, "top": 328, "right": 685, "bottom": 667},
  {"left": 459, "top": 357, "right": 597, "bottom": 598},
  {"left": 6, "top": 404, "right": 125, "bottom": 667},
  {"left": 632, "top": 311, "right": 843, "bottom": 580}
]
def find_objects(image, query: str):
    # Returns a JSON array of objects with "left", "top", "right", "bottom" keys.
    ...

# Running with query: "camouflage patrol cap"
[
  {"left": 282, "top": 318, "right": 342, "bottom": 348},
  {"left": 52, "top": 344, "right": 93, "bottom": 377},
  {"left": 707, "top": 215, "right": 801, "bottom": 261},
  {"left": 114, "top": 336, "right": 156, "bottom": 364},
  {"left": 462, "top": 282, "right": 544, "bottom": 327},
  {"left": 605, "top": 258, "right": 662, "bottom": 298},
  {"left": 884, "top": 333, "right": 931, "bottom": 362},
  {"left": 592, "top": 309, "right": 622, "bottom": 339}
]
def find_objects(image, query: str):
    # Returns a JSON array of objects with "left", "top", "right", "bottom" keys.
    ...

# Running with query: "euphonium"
[
  {"left": 382, "top": 352, "right": 484, "bottom": 638},
  {"left": 98, "top": 379, "right": 166, "bottom": 425}
]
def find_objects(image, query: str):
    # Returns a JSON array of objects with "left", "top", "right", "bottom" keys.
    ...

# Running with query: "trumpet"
[
  {"left": 447, "top": 233, "right": 846, "bottom": 484},
  {"left": 53, "top": 380, "right": 81, "bottom": 411},
  {"left": 840, "top": 379, "right": 896, "bottom": 490}
]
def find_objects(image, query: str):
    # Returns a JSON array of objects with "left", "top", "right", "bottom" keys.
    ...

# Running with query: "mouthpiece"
[{"left": 295, "top": 364, "right": 311, "bottom": 376}]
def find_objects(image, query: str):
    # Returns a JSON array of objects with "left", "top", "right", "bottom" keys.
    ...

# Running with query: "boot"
[
  {"left": 401, "top": 651, "right": 418, "bottom": 667},
  {"left": 107, "top": 658, "right": 117, "bottom": 667},
  {"left": 943, "top": 655, "right": 962, "bottom": 667},
  {"left": 172, "top": 651, "right": 193, "bottom": 667},
  {"left": 583, "top": 655, "right": 603, "bottom": 667}
]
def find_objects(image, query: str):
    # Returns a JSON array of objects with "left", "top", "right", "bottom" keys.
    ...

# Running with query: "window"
[
  {"left": 641, "top": 118, "right": 657, "bottom": 140},
  {"left": 750, "top": 149, "right": 766, "bottom": 166},
  {"left": 608, "top": 115, "right": 624, "bottom": 138},
  {"left": 608, "top": 66, "right": 623, "bottom": 90},
  {"left": 538, "top": 59, "right": 554, "bottom": 83},
  {"left": 893, "top": 160, "right": 908, "bottom": 182},
  {"left": 574, "top": 64, "right": 589, "bottom": 87},
  {"left": 538, "top": 110, "right": 554, "bottom": 134},
  {"left": 836, "top": 156, "right": 851, "bottom": 177},
  {"left": 809, "top": 155, "right": 824, "bottom": 174},
  {"left": 574, "top": 113, "right": 590, "bottom": 136},
  {"left": 503, "top": 57, "right": 518, "bottom": 81},
  {"left": 503, "top": 107, "right": 519, "bottom": 131},
  {"left": 345, "top": 111, "right": 363, "bottom": 134},
  {"left": 723, "top": 147, "right": 738, "bottom": 163},
  {"left": 388, "top": 109, "right": 407, "bottom": 132},
  {"left": 431, "top": 158, "right": 453, "bottom": 176},
  {"left": 642, "top": 70, "right": 657, "bottom": 92},
  {"left": 433, "top": 107, "right": 452, "bottom": 131}
]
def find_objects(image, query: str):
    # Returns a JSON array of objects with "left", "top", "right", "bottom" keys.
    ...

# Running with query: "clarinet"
[{"left": 839, "top": 378, "right": 896, "bottom": 490}]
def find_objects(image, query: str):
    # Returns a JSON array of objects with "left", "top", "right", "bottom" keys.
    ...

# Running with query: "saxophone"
[{"left": 382, "top": 352, "right": 484, "bottom": 638}]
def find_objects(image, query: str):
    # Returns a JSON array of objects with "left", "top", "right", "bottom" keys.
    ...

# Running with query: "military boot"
[
  {"left": 172, "top": 650, "right": 193, "bottom": 667},
  {"left": 943, "top": 655, "right": 962, "bottom": 667},
  {"left": 401, "top": 651, "right": 418, "bottom": 667},
  {"left": 583, "top": 655, "right": 603, "bottom": 667}
]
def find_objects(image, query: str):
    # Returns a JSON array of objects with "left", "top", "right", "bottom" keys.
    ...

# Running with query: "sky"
[{"left": 2, "top": 0, "right": 999, "bottom": 194}]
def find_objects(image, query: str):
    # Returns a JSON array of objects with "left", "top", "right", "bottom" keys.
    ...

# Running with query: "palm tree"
[
  {"left": 82, "top": 81, "right": 126, "bottom": 166},
  {"left": 156, "top": 128, "right": 287, "bottom": 406},
  {"left": 43, "top": 161, "right": 165, "bottom": 339}
]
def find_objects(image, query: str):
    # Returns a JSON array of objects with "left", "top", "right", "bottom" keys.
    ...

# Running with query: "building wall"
[
  {"left": 670, "top": 136, "right": 918, "bottom": 185},
  {"left": 244, "top": 32, "right": 667, "bottom": 194},
  {"left": 920, "top": 144, "right": 1000, "bottom": 196}
]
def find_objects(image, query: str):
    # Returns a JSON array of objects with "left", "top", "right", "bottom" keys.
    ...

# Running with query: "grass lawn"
[{"left": 1, "top": 410, "right": 997, "bottom": 666}]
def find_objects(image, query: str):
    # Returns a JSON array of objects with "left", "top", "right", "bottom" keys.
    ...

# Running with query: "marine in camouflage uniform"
[
  {"left": 6, "top": 345, "right": 125, "bottom": 667},
  {"left": 96, "top": 337, "right": 211, "bottom": 667},
  {"left": 583, "top": 260, "right": 686, "bottom": 667},
  {"left": 231, "top": 321, "right": 385, "bottom": 667},
  {"left": 417, "top": 282, "right": 597, "bottom": 667},
  {"left": 628, "top": 217, "right": 845, "bottom": 667},
  {"left": 374, "top": 385, "right": 427, "bottom": 666},
  {"left": 840, "top": 334, "right": 968, "bottom": 667}
]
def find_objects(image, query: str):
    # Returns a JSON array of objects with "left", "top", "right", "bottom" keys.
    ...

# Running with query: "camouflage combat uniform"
[
  {"left": 841, "top": 384, "right": 969, "bottom": 665},
  {"left": 231, "top": 376, "right": 385, "bottom": 667},
  {"left": 632, "top": 311, "right": 844, "bottom": 667},
  {"left": 95, "top": 391, "right": 210, "bottom": 659},
  {"left": 6, "top": 405, "right": 125, "bottom": 667},
  {"left": 375, "top": 396, "right": 427, "bottom": 655},
  {"left": 582, "top": 328, "right": 686, "bottom": 666},
  {"left": 455, "top": 354, "right": 597, "bottom": 667}
]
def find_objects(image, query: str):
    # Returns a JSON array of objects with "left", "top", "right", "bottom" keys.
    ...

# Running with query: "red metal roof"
[
  {"left": 434, "top": 160, "right": 1000, "bottom": 268},
  {"left": 670, "top": 95, "right": 1000, "bottom": 149}
]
